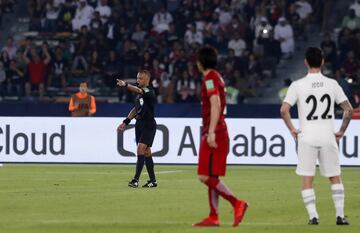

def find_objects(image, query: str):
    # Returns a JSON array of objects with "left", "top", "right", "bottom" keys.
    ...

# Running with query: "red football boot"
[
  {"left": 232, "top": 200, "right": 248, "bottom": 227},
  {"left": 192, "top": 216, "right": 220, "bottom": 227}
]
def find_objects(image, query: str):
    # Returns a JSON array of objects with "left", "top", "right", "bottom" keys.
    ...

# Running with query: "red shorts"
[{"left": 197, "top": 130, "right": 229, "bottom": 176}]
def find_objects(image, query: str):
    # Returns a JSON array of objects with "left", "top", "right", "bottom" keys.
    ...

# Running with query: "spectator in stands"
[
  {"left": 228, "top": 32, "right": 246, "bottom": 57},
  {"left": 88, "top": 49, "right": 103, "bottom": 85},
  {"left": 0, "top": 61, "right": 5, "bottom": 99},
  {"left": 343, "top": 51, "right": 359, "bottom": 79},
  {"left": 57, "top": 0, "right": 76, "bottom": 32},
  {"left": 184, "top": 23, "right": 203, "bottom": 46},
  {"left": 274, "top": 17, "right": 295, "bottom": 59},
  {"left": 259, "top": 30, "right": 281, "bottom": 77},
  {"left": 342, "top": 9, "right": 360, "bottom": 31},
  {"left": 295, "top": 0, "right": 313, "bottom": 40},
  {"left": 2, "top": 36, "right": 17, "bottom": 59},
  {"left": 132, "top": 23, "right": 147, "bottom": 45},
  {"left": 278, "top": 78, "right": 292, "bottom": 102},
  {"left": 72, "top": 0, "right": 94, "bottom": 31},
  {"left": 6, "top": 59, "right": 24, "bottom": 98},
  {"left": 104, "top": 14, "right": 121, "bottom": 49},
  {"left": 48, "top": 47, "right": 67, "bottom": 90},
  {"left": 44, "top": 0, "right": 60, "bottom": 32},
  {"left": 321, "top": 32, "right": 337, "bottom": 72},
  {"left": 335, "top": 69, "right": 352, "bottom": 100},
  {"left": 95, "top": 0, "right": 111, "bottom": 24},
  {"left": 216, "top": 3, "right": 232, "bottom": 26},
  {"left": 0, "top": 50, "right": 10, "bottom": 69},
  {"left": 175, "top": 70, "right": 197, "bottom": 102},
  {"left": 89, "top": 11, "right": 102, "bottom": 33},
  {"left": 255, "top": 17, "right": 272, "bottom": 52},
  {"left": 350, "top": 0, "right": 360, "bottom": 17},
  {"left": 287, "top": 3, "right": 301, "bottom": 39},
  {"left": 103, "top": 50, "right": 120, "bottom": 88},
  {"left": 68, "top": 82, "right": 96, "bottom": 116},
  {"left": 23, "top": 45, "right": 51, "bottom": 99},
  {"left": 71, "top": 49, "right": 88, "bottom": 74},
  {"left": 152, "top": 5, "right": 173, "bottom": 34}
]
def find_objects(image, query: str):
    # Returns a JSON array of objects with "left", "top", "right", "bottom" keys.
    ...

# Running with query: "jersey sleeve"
[
  {"left": 283, "top": 82, "right": 298, "bottom": 106},
  {"left": 142, "top": 87, "right": 156, "bottom": 99},
  {"left": 205, "top": 74, "right": 220, "bottom": 97},
  {"left": 334, "top": 82, "right": 348, "bottom": 104}
]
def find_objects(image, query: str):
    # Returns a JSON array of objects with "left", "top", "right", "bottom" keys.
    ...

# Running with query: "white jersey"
[{"left": 284, "top": 72, "right": 348, "bottom": 146}]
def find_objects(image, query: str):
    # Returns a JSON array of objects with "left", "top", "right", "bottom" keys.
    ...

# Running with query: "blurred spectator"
[
  {"left": 259, "top": 31, "right": 281, "bottom": 77},
  {"left": 352, "top": 88, "right": 360, "bottom": 118},
  {"left": 2, "top": 36, "right": 17, "bottom": 59},
  {"left": 287, "top": 3, "right": 301, "bottom": 39},
  {"left": 103, "top": 50, "right": 121, "bottom": 88},
  {"left": 342, "top": 9, "right": 360, "bottom": 31},
  {"left": 184, "top": 23, "right": 203, "bottom": 46},
  {"left": 0, "top": 61, "right": 6, "bottom": 99},
  {"left": 23, "top": 45, "right": 51, "bottom": 99},
  {"left": 335, "top": 69, "right": 352, "bottom": 100},
  {"left": 6, "top": 59, "right": 24, "bottom": 97},
  {"left": 71, "top": 50, "right": 88, "bottom": 74},
  {"left": 95, "top": 0, "right": 111, "bottom": 24},
  {"left": 295, "top": 0, "right": 313, "bottom": 40},
  {"left": 175, "top": 70, "right": 197, "bottom": 102},
  {"left": 89, "top": 11, "right": 103, "bottom": 33},
  {"left": 132, "top": 23, "right": 147, "bottom": 45},
  {"left": 274, "top": 17, "right": 295, "bottom": 59},
  {"left": 255, "top": 17, "right": 272, "bottom": 52},
  {"left": 0, "top": 50, "right": 10, "bottom": 68},
  {"left": 57, "top": 0, "right": 76, "bottom": 32},
  {"left": 44, "top": 0, "right": 60, "bottom": 32},
  {"left": 48, "top": 47, "right": 67, "bottom": 90},
  {"left": 350, "top": 0, "right": 360, "bottom": 17},
  {"left": 321, "top": 32, "right": 337, "bottom": 72},
  {"left": 72, "top": 0, "right": 94, "bottom": 31},
  {"left": 342, "top": 51, "right": 359, "bottom": 79},
  {"left": 216, "top": 3, "right": 232, "bottom": 26},
  {"left": 228, "top": 32, "right": 246, "bottom": 57},
  {"left": 152, "top": 5, "right": 173, "bottom": 34},
  {"left": 278, "top": 78, "right": 292, "bottom": 102}
]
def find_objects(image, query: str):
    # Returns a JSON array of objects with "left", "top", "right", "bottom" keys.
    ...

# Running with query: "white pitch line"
[{"left": 156, "top": 170, "right": 183, "bottom": 174}]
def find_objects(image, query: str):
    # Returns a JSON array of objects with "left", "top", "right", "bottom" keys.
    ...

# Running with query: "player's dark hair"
[
  {"left": 197, "top": 46, "right": 218, "bottom": 69},
  {"left": 305, "top": 47, "right": 323, "bottom": 68},
  {"left": 139, "top": 69, "right": 151, "bottom": 78}
]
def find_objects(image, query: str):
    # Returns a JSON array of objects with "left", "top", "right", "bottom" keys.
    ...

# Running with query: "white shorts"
[{"left": 296, "top": 140, "right": 341, "bottom": 177}]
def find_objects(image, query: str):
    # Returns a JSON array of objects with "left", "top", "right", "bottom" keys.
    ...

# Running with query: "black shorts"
[{"left": 135, "top": 119, "right": 157, "bottom": 147}]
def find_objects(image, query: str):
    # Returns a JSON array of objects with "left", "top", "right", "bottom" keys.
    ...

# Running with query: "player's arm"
[
  {"left": 117, "top": 107, "right": 136, "bottom": 131},
  {"left": 208, "top": 95, "right": 220, "bottom": 148},
  {"left": 280, "top": 102, "right": 299, "bottom": 140},
  {"left": 89, "top": 96, "right": 96, "bottom": 116},
  {"left": 68, "top": 97, "right": 77, "bottom": 112},
  {"left": 22, "top": 47, "right": 31, "bottom": 64},
  {"left": 116, "top": 79, "right": 143, "bottom": 95},
  {"left": 335, "top": 100, "right": 353, "bottom": 141}
]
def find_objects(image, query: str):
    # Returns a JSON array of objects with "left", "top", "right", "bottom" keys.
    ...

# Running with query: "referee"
[{"left": 117, "top": 70, "right": 157, "bottom": 188}]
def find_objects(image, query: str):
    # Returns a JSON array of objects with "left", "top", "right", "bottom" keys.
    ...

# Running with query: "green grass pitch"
[{"left": 0, "top": 164, "right": 359, "bottom": 233}]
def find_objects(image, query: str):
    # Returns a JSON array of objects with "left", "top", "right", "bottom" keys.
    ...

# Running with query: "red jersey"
[
  {"left": 200, "top": 70, "right": 227, "bottom": 135},
  {"left": 28, "top": 60, "right": 47, "bottom": 84}
]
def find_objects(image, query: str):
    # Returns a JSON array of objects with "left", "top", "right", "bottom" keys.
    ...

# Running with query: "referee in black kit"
[{"left": 117, "top": 70, "right": 157, "bottom": 188}]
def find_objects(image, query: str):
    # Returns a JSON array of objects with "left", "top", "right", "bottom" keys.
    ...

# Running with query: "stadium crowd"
[{"left": 0, "top": 0, "right": 358, "bottom": 106}]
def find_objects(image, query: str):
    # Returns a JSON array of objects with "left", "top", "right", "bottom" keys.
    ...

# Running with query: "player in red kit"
[{"left": 192, "top": 46, "right": 248, "bottom": 227}]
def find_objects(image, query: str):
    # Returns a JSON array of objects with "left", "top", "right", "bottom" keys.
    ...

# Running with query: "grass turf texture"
[{"left": 0, "top": 165, "right": 359, "bottom": 233}]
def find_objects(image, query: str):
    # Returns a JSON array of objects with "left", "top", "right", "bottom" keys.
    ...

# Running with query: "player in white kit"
[{"left": 280, "top": 47, "right": 353, "bottom": 225}]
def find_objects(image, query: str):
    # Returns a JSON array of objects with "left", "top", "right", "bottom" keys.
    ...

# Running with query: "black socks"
[
  {"left": 134, "top": 155, "right": 145, "bottom": 180},
  {"left": 145, "top": 156, "right": 156, "bottom": 182}
]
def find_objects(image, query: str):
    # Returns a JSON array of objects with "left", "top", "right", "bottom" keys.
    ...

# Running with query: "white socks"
[
  {"left": 331, "top": 183, "right": 345, "bottom": 218},
  {"left": 302, "top": 189, "right": 319, "bottom": 219}
]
